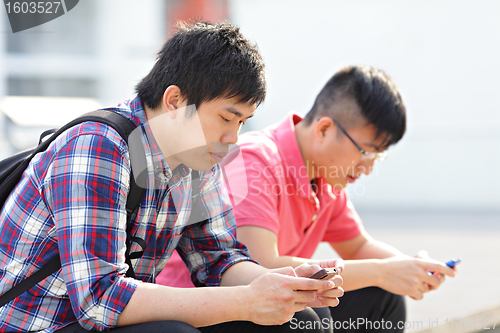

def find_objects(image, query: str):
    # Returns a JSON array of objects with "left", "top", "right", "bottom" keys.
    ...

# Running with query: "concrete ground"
[{"left": 311, "top": 209, "right": 500, "bottom": 332}]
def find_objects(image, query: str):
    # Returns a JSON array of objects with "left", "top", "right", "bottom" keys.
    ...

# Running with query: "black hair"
[
  {"left": 303, "top": 65, "right": 406, "bottom": 148},
  {"left": 136, "top": 21, "right": 266, "bottom": 114}
]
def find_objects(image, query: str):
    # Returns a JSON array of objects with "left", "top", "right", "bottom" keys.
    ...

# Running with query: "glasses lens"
[
  {"left": 375, "top": 152, "right": 387, "bottom": 162},
  {"left": 360, "top": 151, "right": 387, "bottom": 162}
]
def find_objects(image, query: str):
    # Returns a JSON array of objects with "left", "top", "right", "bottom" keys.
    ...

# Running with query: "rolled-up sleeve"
[
  {"left": 176, "top": 165, "right": 256, "bottom": 287},
  {"left": 43, "top": 131, "right": 141, "bottom": 331}
]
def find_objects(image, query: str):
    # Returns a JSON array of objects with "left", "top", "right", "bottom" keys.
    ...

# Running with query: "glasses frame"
[{"left": 332, "top": 119, "right": 387, "bottom": 162}]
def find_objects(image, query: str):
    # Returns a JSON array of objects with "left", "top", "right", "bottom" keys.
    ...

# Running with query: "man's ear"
[
  {"left": 314, "top": 117, "right": 333, "bottom": 144},
  {"left": 161, "top": 85, "right": 185, "bottom": 119}
]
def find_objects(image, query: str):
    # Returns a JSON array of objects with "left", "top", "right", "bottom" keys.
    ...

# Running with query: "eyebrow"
[{"left": 224, "top": 106, "right": 254, "bottom": 119}]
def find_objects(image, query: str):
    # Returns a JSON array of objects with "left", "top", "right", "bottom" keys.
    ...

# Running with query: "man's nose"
[
  {"left": 222, "top": 129, "right": 238, "bottom": 145},
  {"left": 357, "top": 159, "right": 375, "bottom": 176}
]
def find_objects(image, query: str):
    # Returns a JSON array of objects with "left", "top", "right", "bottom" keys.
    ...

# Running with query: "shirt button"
[
  {"left": 311, "top": 214, "right": 317, "bottom": 221},
  {"left": 310, "top": 198, "right": 315, "bottom": 203}
]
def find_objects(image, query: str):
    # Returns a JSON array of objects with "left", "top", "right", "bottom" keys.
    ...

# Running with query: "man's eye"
[{"left": 221, "top": 117, "right": 230, "bottom": 123}]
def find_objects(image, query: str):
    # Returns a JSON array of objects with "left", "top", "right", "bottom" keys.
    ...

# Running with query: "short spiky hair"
[
  {"left": 304, "top": 65, "right": 406, "bottom": 148},
  {"left": 136, "top": 21, "right": 266, "bottom": 113}
]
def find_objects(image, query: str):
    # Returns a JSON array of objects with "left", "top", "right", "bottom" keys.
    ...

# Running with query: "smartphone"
[
  {"left": 429, "top": 258, "right": 461, "bottom": 274},
  {"left": 445, "top": 258, "right": 461, "bottom": 268},
  {"left": 308, "top": 268, "right": 338, "bottom": 280}
]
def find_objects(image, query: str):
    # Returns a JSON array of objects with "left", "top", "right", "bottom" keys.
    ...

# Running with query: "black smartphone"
[{"left": 308, "top": 268, "right": 338, "bottom": 280}]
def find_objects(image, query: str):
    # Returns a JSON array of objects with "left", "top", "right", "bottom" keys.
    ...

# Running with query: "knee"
[
  {"left": 328, "top": 287, "right": 406, "bottom": 332},
  {"left": 171, "top": 321, "right": 202, "bottom": 333}
]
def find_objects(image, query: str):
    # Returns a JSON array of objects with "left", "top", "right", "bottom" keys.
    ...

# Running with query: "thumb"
[
  {"left": 423, "top": 261, "right": 456, "bottom": 277},
  {"left": 416, "top": 250, "right": 429, "bottom": 259}
]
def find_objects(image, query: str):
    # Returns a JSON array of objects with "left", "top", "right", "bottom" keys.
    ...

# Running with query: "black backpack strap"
[
  {"left": 191, "top": 170, "right": 200, "bottom": 195},
  {"left": 0, "top": 257, "right": 62, "bottom": 308},
  {"left": 0, "top": 110, "right": 146, "bottom": 206},
  {"left": 0, "top": 110, "right": 146, "bottom": 307},
  {"left": 188, "top": 170, "right": 209, "bottom": 226}
]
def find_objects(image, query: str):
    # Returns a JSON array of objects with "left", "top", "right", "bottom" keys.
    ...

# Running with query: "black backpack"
[{"left": 0, "top": 110, "right": 149, "bottom": 308}]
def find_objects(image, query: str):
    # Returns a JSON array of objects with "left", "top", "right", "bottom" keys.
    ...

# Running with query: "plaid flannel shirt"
[{"left": 0, "top": 96, "right": 254, "bottom": 332}]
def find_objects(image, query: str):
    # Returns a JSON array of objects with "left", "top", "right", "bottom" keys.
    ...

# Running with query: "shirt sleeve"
[
  {"left": 43, "top": 131, "right": 141, "bottom": 331},
  {"left": 175, "top": 165, "right": 256, "bottom": 287},
  {"left": 322, "top": 190, "right": 365, "bottom": 243}
]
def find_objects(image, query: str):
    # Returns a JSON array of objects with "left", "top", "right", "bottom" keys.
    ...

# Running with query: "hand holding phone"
[{"left": 429, "top": 258, "right": 461, "bottom": 274}]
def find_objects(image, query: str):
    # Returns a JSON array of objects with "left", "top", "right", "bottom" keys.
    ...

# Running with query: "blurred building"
[
  {"left": 0, "top": 0, "right": 165, "bottom": 157},
  {"left": 0, "top": 0, "right": 227, "bottom": 154}
]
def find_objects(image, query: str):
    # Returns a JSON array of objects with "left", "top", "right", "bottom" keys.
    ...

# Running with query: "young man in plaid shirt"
[{"left": 0, "top": 22, "right": 343, "bottom": 333}]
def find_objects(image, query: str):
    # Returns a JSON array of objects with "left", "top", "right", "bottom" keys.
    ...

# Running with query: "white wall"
[
  {"left": 1, "top": 0, "right": 166, "bottom": 104},
  {"left": 0, "top": 0, "right": 167, "bottom": 156},
  {"left": 93, "top": 0, "right": 167, "bottom": 106},
  {"left": 230, "top": 0, "right": 500, "bottom": 212}
]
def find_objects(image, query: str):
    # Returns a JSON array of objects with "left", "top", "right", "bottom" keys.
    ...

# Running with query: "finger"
[
  {"left": 422, "top": 273, "right": 443, "bottom": 290},
  {"left": 326, "top": 276, "right": 343, "bottom": 288},
  {"left": 415, "top": 280, "right": 428, "bottom": 295},
  {"left": 428, "top": 274, "right": 445, "bottom": 291},
  {"left": 424, "top": 262, "right": 455, "bottom": 277},
  {"left": 317, "top": 295, "right": 340, "bottom": 308},
  {"left": 315, "top": 258, "right": 342, "bottom": 269},
  {"left": 306, "top": 259, "right": 321, "bottom": 266},
  {"left": 295, "top": 263, "right": 323, "bottom": 278},
  {"left": 317, "top": 287, "right": 344, "bottom": 299},
  {"left": 431, "top": 271, "right": 445, "bottom": 280},
  {"left": 318, "top": 259, "right": 345, "bottom": 273},
  {"left": 317, "top": 259, "right": 345, "bottom": 272},
  {"left": 335, "top": 259, "right": 345, "bottom": 273},
  {"left": 416, "top": 250, "right": 429, "bottom": 259}
]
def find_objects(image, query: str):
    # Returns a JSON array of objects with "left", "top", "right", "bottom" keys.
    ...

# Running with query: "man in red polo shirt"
[{"left": 159, "top": 65, "right": 456, "bottom": 332}]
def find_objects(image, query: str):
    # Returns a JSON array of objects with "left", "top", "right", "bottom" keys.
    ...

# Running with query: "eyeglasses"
[{"left": 332, "top": 120, "right": 387, "bottom": 162}]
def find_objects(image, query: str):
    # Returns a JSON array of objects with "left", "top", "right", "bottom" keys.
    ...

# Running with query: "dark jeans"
[
  {"left": 56, "top": 307, "right": 329, "bottom": 333},
  {"left": 329, "top": 287, "right": 406, "bottom": 333},
  {"left": 55, "top": 321, "right": 198, "bottom": 333}
]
